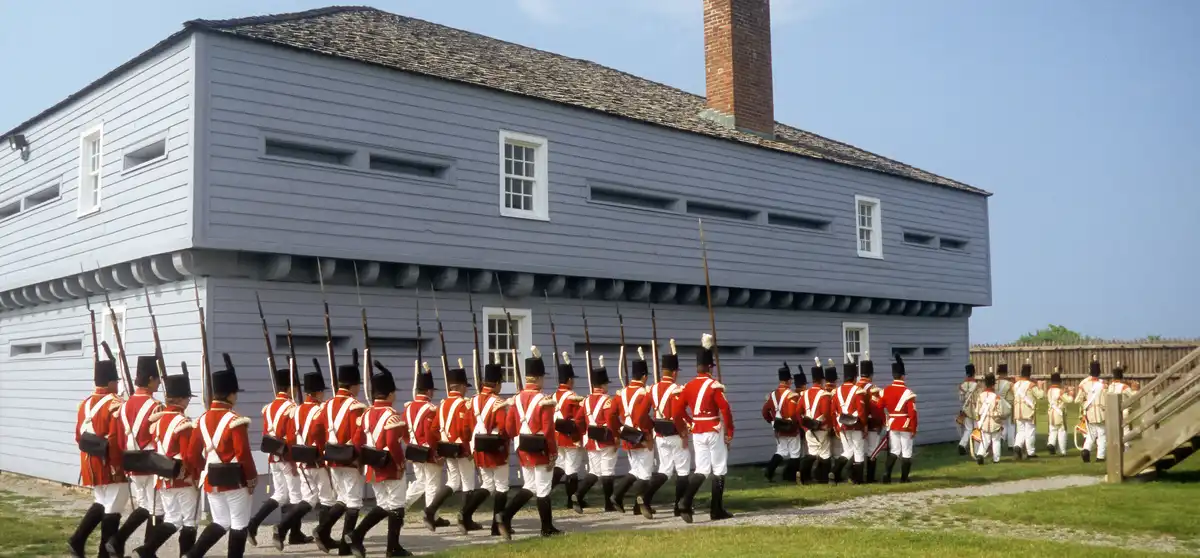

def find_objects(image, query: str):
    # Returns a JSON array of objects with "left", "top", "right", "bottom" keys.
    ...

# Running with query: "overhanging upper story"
[{"left": 0, "top": 6, "right": 992, "bottom": 316}]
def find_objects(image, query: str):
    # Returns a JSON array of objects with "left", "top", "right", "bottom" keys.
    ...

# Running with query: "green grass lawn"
[
  {"left": 431, "top": 526, "right": 1179, "bottom": 558},
  {"left": 0, "top": 490, "right": 79, "bottom": 558}
]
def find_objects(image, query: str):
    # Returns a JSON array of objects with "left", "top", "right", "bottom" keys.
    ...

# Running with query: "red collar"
[
  {"left": 413, "top": 394, "right": 431, "bottom": 403},
  {"left": 629, "top": 381, "right": 645, "bottom": 388},
  {"left": 135, "top": 387, "right": 154, "bottom": 395},
  {"left": 304, "top": 395, "right": 321, "bottom": 404},
  {"left": 892, "top": 380, "right": 907, "bottom": 387},
  {"left": 372, "top": 401, "right": 393, "bottom": 408},
  {"left": 210, "top": 400, "right": 233, "bottom": 410}
]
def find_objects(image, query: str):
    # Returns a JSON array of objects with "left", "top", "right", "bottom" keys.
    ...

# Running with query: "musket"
[
  {"left": 616, "top": 300, "right": 628, "bottom": 388},
  {"left": 315, "top": 260, "right": 337, "bottom": 390},
  {"left": 142, "top": 286, "right": 168, "bottom": 384},
  {"left": 98, "top": 267, "right": 134, "bottom": 396},
  {"left": 697, "top": 219, "right": 722, "bottom": 382},
  {"left": 286, "top": 320, "right": 301, "bottom": 401},
  {"left": 429, "top": 285, "right": 451, "bottom": 390},
  {"left": 353, "top": 263, "right": 373, "bottom": 399},
  {"left": 581, "top": 295, "right": 594, "bottom": 392},
  {"left": 82, "top": 264, "right": 99, "bottom": 367},
  {"left": 255, "top": 292, "right": 280, "bottom": 395},
  {"left": 649, "top": 303, "right": 660, "bottom": 384},
  {"left": 414, "top": 287, "right": 423, "bottom": 400},
  {"left": 544, "top": 290, "right": 561, "bottom": 378},
  {"left": 495, "top": 273, "right": 523, "bottom": 385},
  {"left": 192, "top": 281, "right": 213, "bottom": 409},
  {"left": 468, "top": 282, "right": 482, "bottom": 390}
]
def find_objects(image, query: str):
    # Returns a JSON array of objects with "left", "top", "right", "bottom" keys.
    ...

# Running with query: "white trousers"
[
  {"left": 330, "top": 467, "right": 365, "bottom": 509},
  {"left": 405, "top": 462, "right": 443, "bottom": 508},
  {"left": 841, "top": 430, "right": 866, "bottom": 463},
  {"left": 558, "top": 447, "right": 586, "bottom": 476},
  {"left": 300, "top": 468, "right": 337, "bottom": 507},
  {"left": 958, "top": 418, "right": 976, "bottom": 448},
  {"left": 626, "top": 448, "right": 654, "bottom": 480},
  {"left": 479, "top": 466, "right": 511, "bottom": 493},
  {"left": 655, "top": 436, "right": 691, "bottom": 477},
  {"left": 208, "top": 488, "right": 252, "bottom": 530},
  {"left": 806, "top": 431, "right": 832, "bottom": 460},
  {"left": 888, "top": 431, "right": 914, "bottom": 459},
  {"left": 1047, "top": 426, "right": 1068, "bottom": 453},
  {"left": 444, "top": 457, "right": 477, "bottom": 492},
  {"left": 587, "top": 447, "right": 618, "bottom": 477},
  {"left": 129, "top": 474, "right": 162, "bottom": 514},
  {"left": 1082, "top": 424, "right": 1108, "bottom": 459},
  {"left": 372, "top": 479, "right": 407, "bottom": 510},
  {"left": 1013, "top": 420, "right": 1037, "bottom": 456},
  {"left": 161, "top": 486, "right": 199, "bottom": 527},
  {"left": 774, "top": 435, "right": 802, "bottom": 459},
  {"left": 978, "top": 431, "right": 1002, "bottom": 462},
  {"left": 1004, "top": 418, "right": 1015, "bottom": 447},
  {"left": 831, "top": 433, "right": 844, "bottom": 457},
  {"left": 268, "top": 462, "right": 303, "bottom": 504},
  {"left": 521, "top": 465, "right": 553, "bottom": 498},
  {"left": 93, "top": 483, "right": 130, "bottom": 514},
  {"left": 693, "top": 430, "right": 728, "bottom": 476},
  {"left": 865, "top": 430, "right": 883, "bottom": 460}
]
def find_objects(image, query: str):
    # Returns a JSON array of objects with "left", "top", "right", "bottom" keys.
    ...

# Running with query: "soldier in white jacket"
[
  {"left": 956, "top": 364, "right": 979, "bottom": 456},
  {"left": 1010, "top": 360, "right": 1045, "bottom": 459},
  {"left": 1044, "top": 369, "right": 1073, "bottom": 455},
  {"left": 974, "top": 374, "right": 1009, "bottom": 465},
  {"left": 1073, "top": 356, "right": 1107, "bottom": 463}
]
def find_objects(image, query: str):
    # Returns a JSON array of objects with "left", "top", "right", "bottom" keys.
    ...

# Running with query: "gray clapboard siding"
[
  {"left": 199, "top": 35, "right": 990, "bottom": 306},
  {"left": 210, "top": 277, "right": 966, "bottom": 466},
  {"left": 0, "top": 37, "right": 195, "bottom": 292},
  {"left": 0, "top": 278, "right": 208, "bottom": 484}
]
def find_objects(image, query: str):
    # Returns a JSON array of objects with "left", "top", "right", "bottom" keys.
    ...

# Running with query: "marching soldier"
[
  {"left": 791, "top": 365, "right": 811, "bottom": 485},
  {"left": 1074, "top": 356, "right": 1108, "bottom": 463},
  {"left": 575, "top": 356, "right": 620, "bottom": 513},
  {"left": 644, "top": 340, "right": 691, "bottom": 516},
  {"left": 345, "top": 361, "right": 413, "bottom": 557},
  {"left": 676, "top": 334, "right": 734, "bottom": 524},
  {"left": 856, "top": 353, "right": 886, "bottom": 483},
  {"left": 1011, "top": 360, "right": 1045, "bottom": 460},
  {"left": 996, "top": 362, "right": 1015, "bottom": 450},
  {"left": 471, "top": 361, "right": 511, "bottom": 537},
  {"left": 957, "top": 364, "right": 979, "bottom": 456},
  {"left": 880, "top": 355, "right": 918, "bottom": 483},
  {"left": 69, "top": 358, "right": 127, "bottom": 558},
  {"left": 834, "top": 356, "right": 867, "bottom": 484},
  {"left": 761, "top": 362, "right": 802, "bottom": 483},
  {"left": 799, "top": 359, "right": 833, "bottom": 485},
  {"left": 437, "top": 364, "right": 487, "bottom": 534},
  {"left": 1045, "top": 368, "right": 1071, "bottom": 455},
  {"left": 822, "top": 359, "right": 842, "bottom": 478},
  {"left": 312, "top": 362, "right": 368, "bottom": 554},
  {"left": 187, "top": 357, "right": 258, "bottom": 558},
  {"left": 500, "top": 347, "right": 561, "bottom": 539},
  {"left": 273, "top": 370, "right": 336, "bottom": 551},
  {"left": 246, "top": 366, "right": 307, "bottom": 547},
  {"left": 550, "top": 354, "right": 586, "bottom": 511},
  {"left": 105, "top": 356, "right": 164, "bottom": 558},
  {"left": 612, "top": 348, "right": 655, "bottom": 518},
  {"left": 400, "top": 364, "right": 445, "bottom": 532},
  {"left": 1109, "top": 362, "right": 1137, "bottom": 449},
  {"left": 973, "top": 373, "right": 1009, "bottom": 465}
]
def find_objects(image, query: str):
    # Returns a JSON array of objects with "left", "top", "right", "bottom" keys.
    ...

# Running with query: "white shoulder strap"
[
  {"left": 124, "top": 397, "right": 158, "bottom": 449},
  {"left": 406, "top": 402, "right": 433, "bottom": 445},
  {"left": 440, "top": 398, "right": 466, "bottom": 438},
  {"left": 694, "top": 379, "right": 714, "bottom": 416},
  {"left": 80, "top": 394, "right": 116, "bottom": 435}
]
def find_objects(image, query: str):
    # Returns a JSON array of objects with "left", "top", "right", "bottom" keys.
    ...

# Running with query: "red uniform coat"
[
  {"left": 834, "top": 382, "right": 867, "bottom": 433},
  {"left": 761, "top": 384, "right": 802, "bottom": 437},
  {"left": 402, "top": 395, "right": 440, "bottom": 464},
  {"left": 437, "top": 392, "right": 474, "bottom": 455},
  {"left": 361, "top": 402, "right": 406, "bottom": 482},
  {"left": 856, "top": 378, "right": 886, "bottom": 431},
  {"left": 552, "top": 386, "right": 586, "bottom": 449},
  {"left": 471, "top": 387, "right": 510, "bottom": 468},
  {"left": 323, "top": 389, "right": 367, "bottom": 468},
  {"left": 194, "top": 401, "right": 257, "bottom": 493},
  {"left": 676, "top": 373, "right": 734, "bottom": 437},
  {"left": 76, "top": 388, "right": 125, "bottom": 487},
  {"left": 801, "top": 386, "right": 833, "bottom": 433},
  {"left": 582, "top": 390, "right": 620, "bottom": 450},
  {"left": 150, "top": 405, "right": 204, "bottom": 489},
  {"left": 881, "top": 380, "right": 919, "bottom": 434},
  {"left": 114, "top": 388, "right": 164, "bottom": 478},
  {"left": 260, "top": 393, "right": 298, "bottom": 464},
  {"left": 616, "top": 381, "right": 654, "bottom": 450},
  {"left": 291, "top": 396, "right": 327, "bottom": 470},
  {"left": 649, "top": 379, "right": 690, "bottom": 444},
  {"left": 505, "top": 384, "right": 557, "bottom": 467}
]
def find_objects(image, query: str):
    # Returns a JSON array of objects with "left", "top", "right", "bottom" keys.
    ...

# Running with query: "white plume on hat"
[
  {"left": 813, "top": 356, "right": 821, "bottom": 367},
  {"left": 532, "top": 346, "right": 541, "bottom": 359},
  {"left": 701, "top": 333, "right": 714, "bottom": 349},
  {"left": 562, "top": 352, "right": 571, "bottom": 365},
  {"left": 827, "top": 358, "right": 835, "bottom": 367},
  {"left": 637, "top": 346, "right": 645, "bottom": 361},
  {"left": 669, "top": 339, "right": 677, "bottom": 355},
  {"left": 846, "top": 352, "right": 856, "bottom": 364},
  {"left": 422, "top": 361, "right": 431, "bottom": 372},
  {"left": 598, "top": 355, "right": 606, "bottom": 368},
  {"left": 457, "top": 357, "right": 464, "bottom": 368}
]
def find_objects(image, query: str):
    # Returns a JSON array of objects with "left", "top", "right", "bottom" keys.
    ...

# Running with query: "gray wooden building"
[{"left": 0, "top": 3, "right": 991, "bottom": 485}]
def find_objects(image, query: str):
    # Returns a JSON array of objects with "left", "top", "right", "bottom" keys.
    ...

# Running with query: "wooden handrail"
[
  {"left": 1124, "top": 345, "right": 1200, "bottom": 408},
  {"left": 1125, "top": 361, "right": 1200, "bottom": 427},
  {"left": 1125, "top": 375, "right": 1200, "bottom": 441}
]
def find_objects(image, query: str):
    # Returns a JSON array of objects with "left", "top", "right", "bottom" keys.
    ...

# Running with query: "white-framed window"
[
  {"left": 100, "top": 306, "right": 127, "bottom": 362},
  {"left": 78, "top": 124, "right": 104, "bottom": 216},
  {"left": 481, "top": 306, "right": 532, "bottom": 391},
  {"left": 854, "top": 195, "right": 882, "bottom": 259},
  {"left": 498, "top": 130, "right": 549, "bottom": 221},
  {"left": 842, "top": 322, "right": 870, "bottom": 363}
]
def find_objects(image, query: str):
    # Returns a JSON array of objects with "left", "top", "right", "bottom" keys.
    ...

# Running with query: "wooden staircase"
[{"left": 1107, "top": 345, "right": 1200, "bottom": 482}]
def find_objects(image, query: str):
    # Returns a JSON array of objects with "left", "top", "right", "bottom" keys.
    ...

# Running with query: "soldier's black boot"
[
  {"left": 882, "top": 453, "right": 898, "bottom": 484},
  {"left": 764, "top": 454, "right": 783, "bottom": 482},
  {"left": 830, "top": 457, "right": 847, "bottom": 485},
  {"left": 709, "top": 476, "right": 734, "bottom": 521},
  {"left": 178, "top": 526, "right": 197, "bottom": 556},
  {"left": 673, "top": 475, "right": 688, "bottom": 517},
  {"left": 499, "top": 488, "right": 534, "bottom": 541},
  {"left": 552, "top": 467, "right": 565, "bottom": 488},
  {"left": 68, "top": 503, "right": 105, "bottom": 558},
  {"left": 612, "top": 474, "right": 636, "bottom": 513},
  {"left": 313, "top": 502, "right": 347, "bottom": 553},
  {"left": 98, "top": 513, "right": 121, "bottom": 558},
  {"left": 679, "top": 473, "right": 706, "bottom": 524},
  {"left": 958, "top": 444, "right": 968, "bottom": 456},
  {"left": 798, "top": 456, "right": 815, "bottom": 485},
  {"left": 642, "top": 473, "right": 668, "bottom": 516},
  {"left": 246, "top": 498, "right": 279, "bottom": 546},
  {"left": 133, "top": 521, "right": 177, "bottom": 558},
  {"left": 337, "top": 507, "right": 360, "bottom": 556},
  {"left": 424, "top": 486, "right": 454, "bottom": 532},
  {"left": 183, "top": 523, "right": 226, "bottom": 558},
  {"left": 346, "top": 506, "right": 388, "bottom": 558},
  {"left": 574, "top": 474, "right": 598, "bottom": 514},
  {"left": 386, "top": 509, "right": 412, "bottom": 557},
  {"left": 631, "top": 479, "right": 650, "bottom": 519},
  {"left": 900, "top": 458, "right": 913, "bottom": 483},
  {"left": 848, "top": 462, "right": 863, "bottom": 485},
  {"left": 1081, "top": 449, "right": 1091, "bottom": 463},
  {"left": 601, "top": 476, "right": 617, "bottom": 512},
  {"left": 866, "top": 458, "right": 878, "bottom": 484},
  {"left": 1048, "top": 444, "right": 1057, "bottom": 455},
  {"left": 490, "top": 490, "right": 507, "bottom": 537},
  {"left": 273, "top": 501, "right": 311, "bottom": 550},
  {"left": 106, "top": 506, "right": 151, "bottom": 558},
  {"left": 227, "top": 529, "right": 248, "bottom": 558},
  {"left": 537, "top": 497, "right": 561, "bottom": 537},
  {"left": 563, "top": 474, "right": 579, "bottom": 510},
  {"left": 781, "top": 458, "right": 800, "bottom": 483},
  {"left": 457, "top": 488, "right": 488, "bottom": 534}
]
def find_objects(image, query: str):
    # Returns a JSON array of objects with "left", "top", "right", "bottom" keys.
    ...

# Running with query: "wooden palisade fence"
[
  {"left": 1106, "top": 345, "right": 1200, "bottom": 482},
  {"left": 970, "top": 340, "right": 1200, "bottom": 389}
]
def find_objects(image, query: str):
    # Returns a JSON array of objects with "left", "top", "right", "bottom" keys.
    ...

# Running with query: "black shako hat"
[
  {"left": 1112, "top": 363, "right": 1125, "bottom": 380},
  {"left": 632, "top": 348, "right": 649, "bottom": 381},
  {"left": 997, "top": 363, "right": 1009, "bottom": 376},
  {"left": 893, "top": 354, "right": 906, "bottom": 377},
  {"left": 591, "top": 359, "right": 611, "bottom": 386},
  {"left": 447, "top": 366, "right": 471, "bottom": 387},
  {"left": 337, "top": 364, "right": 361, "bottom": 386},
  {"left": 823, "top": 361, "right": 838, "bottom": 384},
  {"left": 558, "top": 352, "right": 576, "bottom": 384},
  {"left": 697, "top": 334, "right": 715, "bottom": 368},
  {"left": 273, "top": 368, "right": 293, "bottom": 393},
  {"left": 793, "top": 369, "right": 808, "bottom": 387},
  {"left": 485, "top": 362, "right": 505, "bottom": 384},
  {"left": 415, "top": 366, "right": 435, "bottom": 392},
  {"left": 1050, "top": 369, "right": 1063, "bottom": 384},
  {"left": 984, "top": 373, "right": 997, "bottom": 388},
  {"left": 303, "top": 371, "right": 326, "bottom": 393},
  {"left": 1020, "top": 361, "right": 1033, "bottom": 378},
  {"left": 842, "top": 358, "right": 858, "bottom": 383},
  {"left": 164, "top": 371, "right": 193, "bottom": 399},
  {"left": 134, "top": 355, "right": 160, "bottom": 387},
  {"left": 777, "top": 362, "right": 791, "bottom": 382},
  {"left": 1090, "top": 357, "right": 1102, "bottom": 378},
  {"left": 94, "top": 359, "right": 119, "bottom": 387},
  {"left": 661, "top": 340, "right": 679, "bottom": 372},
  {"left": 371, "top": 361, "right": 397, "bottom": 398},
  {"left": 525, "top": 346, "right": 546, "bottom": 378},
  {"left": 965, "top": 363, "right": 977, "bottom": 378},
  {"left": 860, "top": 356, "right": 875, "bottom": 379},
  {"left": 212, "top": 353, "right": 241, "bottom": 394}
]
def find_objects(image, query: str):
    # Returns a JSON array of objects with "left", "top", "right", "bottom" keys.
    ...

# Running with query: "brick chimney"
[{"left": 702, "top": 0, "right": 775, "bottom": 139}]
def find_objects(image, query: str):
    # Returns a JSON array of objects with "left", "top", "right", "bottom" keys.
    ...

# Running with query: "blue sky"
[{"left": 1, "top": 0, "right": 1195, "bottom": 343}]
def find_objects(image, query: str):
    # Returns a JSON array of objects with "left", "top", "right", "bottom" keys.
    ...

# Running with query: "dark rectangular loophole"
[
  {"left": 685, "top": 201, "right": 758, "bottom": 221},
  {"left": 940, "top": 238, "right": 968, "bottom": 251},
  {"left": 904, "top": 232, "right": 935, "bottom": 246},
  {"left": 589, "top": 185, "right": 676, "bottom": 211},
  {"left": 265, "top": 139, "right": 352, "bottom": 165},
  {"left": 753, "top": 346, "right": 817, "bottom": 357},
  {"left": 369, "top": 154, "right": 447, "bottom": 178},
  {"left": 768, "top": 213, "right": 829, "bottom": 231}
]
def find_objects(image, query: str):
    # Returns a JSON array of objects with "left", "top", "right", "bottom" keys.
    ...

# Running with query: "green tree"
[
  {"left": 1015, "top": 325, "right": 1095, "bottom": 345},
  {"left": 1145, "top": 334, "right": 1163, "bottom": 341}
]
